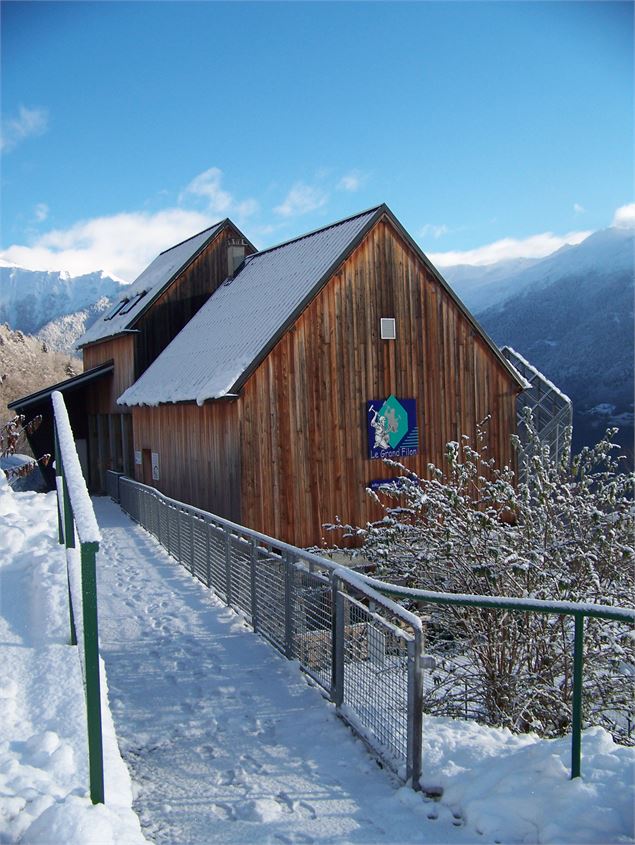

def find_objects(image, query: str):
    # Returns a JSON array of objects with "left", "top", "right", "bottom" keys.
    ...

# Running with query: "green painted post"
[
  {"left": 57, "top": 435, "right": 78, "bottom": 648},
  {"left": 54, "top": 427, "right": 64, "bottom": 545},
  {"left": 62, "top": 475, "right": 75, "bottom": 551},
  {"left": 571, "top": 613, "right": 585, "bottom": 779},
  {"left": 81, "top": 541, "right": 105, "bottom": 804}
]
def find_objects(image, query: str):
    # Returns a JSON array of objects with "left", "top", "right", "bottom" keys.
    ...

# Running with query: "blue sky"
[{"left": 1, "top": 1, "right": 633, "bottom": 281}]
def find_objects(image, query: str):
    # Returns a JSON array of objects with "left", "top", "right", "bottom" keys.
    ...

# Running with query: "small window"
[{"left": 380, "top": 318, "right": 396, "bottom": 340}]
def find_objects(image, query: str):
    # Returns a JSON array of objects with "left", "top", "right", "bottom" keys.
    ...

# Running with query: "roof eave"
[{"left": 7, "top": 361, "right": 115, "bottom": 410}]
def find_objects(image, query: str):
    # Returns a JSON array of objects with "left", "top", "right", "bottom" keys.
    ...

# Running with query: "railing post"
[
  {"left": 331, "top": 574, "right": 344, "bottom": 707},
  {"left": 224, "top": 529, "right": 233, "bottom": 605},
  {"left": 571, "top": 613, "right": 585, "bottom": 779},
  {"left": 81, "top": 541, "right": 105, "bottom": 804},
  {"left": 54, "top": 428, "right": 64, "bottom": 545},
  {"left": 176, "top": 506, "right": 182, "bottom": 563},
  {"left": 250, "top": 538, "right": 259, "bottom": 632},
  {"left": 205, "top": 520, "right": 212, "bottom": 589},
  {"left": 284, "top": 552, "right": 295, "bottom": 659},
  {"left": 407, "top": 630, "right": 423, "bottom": 790},
  {"left": 190, "top": 512, "right": 195, "bottom": 576},
  {"left": 55, "top": 426, "right": 77, "bottom": 647}
]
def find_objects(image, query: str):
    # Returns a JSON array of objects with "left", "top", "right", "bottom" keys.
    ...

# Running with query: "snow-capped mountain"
[
  {"left": 0, "top": 261, "right": 126, "bottom": 354},
  {"left": 441, "top": 226, "right": 635, "bottom": 458},
  {"left": 443, "top": 226, "right": 634, "bottom": 314}
]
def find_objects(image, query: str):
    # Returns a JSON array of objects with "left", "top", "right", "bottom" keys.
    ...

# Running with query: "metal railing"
[
  {"left": 117, "top": 476, "right": 635, "bottom": 784},
  {"left": 105, "top": 469, "right": 123, "bottom": 502},
  {"left": 118, "top": 477, "right": 424, "bottom": 786},
  {"left": 53, "top": 392, "right": 104, "bottom": 804}
]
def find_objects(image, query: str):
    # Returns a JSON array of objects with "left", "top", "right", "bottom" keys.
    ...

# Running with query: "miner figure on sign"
[{"left": 369, "top": 405, "right": 390, "bottom": 450}]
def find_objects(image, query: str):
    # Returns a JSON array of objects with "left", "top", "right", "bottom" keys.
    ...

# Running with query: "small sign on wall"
[
  {"left": 367, "top": 395, "right": 419, "bottom": 459},
  {"left": 134, "top": 450, "right": 142, "bottom": 466},
  {"left": 151, "top": 451, "right": 160, "bottom": 481}
]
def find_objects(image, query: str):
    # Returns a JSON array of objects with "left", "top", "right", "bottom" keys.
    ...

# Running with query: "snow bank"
[
  {"left": 0, "top": 471, "right": 146, "bottom": 844},
  {"left": 423, "top": 716, "right": 634, "bottom": 843}
]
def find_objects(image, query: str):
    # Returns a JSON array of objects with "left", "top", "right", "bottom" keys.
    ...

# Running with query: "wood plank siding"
[
  {"left": 83, "top": 335, "right": 135, "bottom": 415},
  {"left": 132, "top": 403, "right": 241, "bottom": 522},
  {"left": 134, "top": 224, "right": 255, "bottom": 378},
  {"left": 238, "top": 215, "right": 519, "bottom": 546}
]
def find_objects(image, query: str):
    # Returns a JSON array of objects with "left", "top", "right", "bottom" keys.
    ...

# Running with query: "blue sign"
[{"left": 367, "top": 395, "right": 419, "bottom": 460}]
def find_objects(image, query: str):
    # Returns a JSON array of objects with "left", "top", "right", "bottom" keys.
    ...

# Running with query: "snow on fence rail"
[
  {"left": 52, "top": 391, "right": 105, "bottom": 804},
  {"left": 115, "top": 475, "right": 635, "bottom": 784}
]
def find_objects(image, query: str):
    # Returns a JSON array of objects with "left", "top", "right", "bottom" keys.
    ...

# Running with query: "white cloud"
[
  {"left": 1, "top": 106, "right": 49, "bottom": 153},
  {"left": 34, "top": 203, "right": 49, "bottom": 223},
  {"left": 179, "top": 167, "right": 258, "bottom": 218},
  {"left": 274, "top": 182, "right": 328, "bottom": 217},
  {"left": 428, "top": 229, "right": 593, "bottom": 268},
  {"left": 420, "top": 223, "right": 449, "bottom": 240},
  {"left": 0, "top": 208, "right": 218, "bottom": 281},
  {"left": 338, "top": 171, "right": 365, "bottom": 192},
  {"left": 573, "top": 203, "right": 586, "bottom": 215},
  {"left": 612, "top": 202, "right": 635, "bottom": 229}
]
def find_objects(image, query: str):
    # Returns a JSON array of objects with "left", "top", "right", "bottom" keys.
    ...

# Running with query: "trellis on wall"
[{"left": 501, "top": 345, "right": 573, "bottom": 464}]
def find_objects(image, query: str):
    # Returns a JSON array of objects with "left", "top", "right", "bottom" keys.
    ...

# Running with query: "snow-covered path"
[{"left": 94, "top": 497, "right": 470, "bottom": 845}]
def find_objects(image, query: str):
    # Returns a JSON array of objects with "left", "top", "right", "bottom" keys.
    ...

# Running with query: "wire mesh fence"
[{"left": 117, "top": 477, "right": 425, "bottom": 787}]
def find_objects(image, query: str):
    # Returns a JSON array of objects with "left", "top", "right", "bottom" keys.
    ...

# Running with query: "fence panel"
[
  {"left": 115, "top": 476, "right": 633, "bottom": 785},
  {"left": 115, "top": 478, "right": 424, "bottom": 787}
]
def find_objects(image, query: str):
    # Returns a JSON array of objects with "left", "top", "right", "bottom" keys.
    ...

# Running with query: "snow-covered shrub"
[
  {"left": 0, "top": 414, "right": 50, "bottom": 483},
  {"left": 341, "top": 412, "right": 634, "bottom": 742}
]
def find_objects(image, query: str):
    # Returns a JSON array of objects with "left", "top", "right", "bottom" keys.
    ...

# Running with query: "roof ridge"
[
  {"left": 243, "top": 204, "right": 385, "bottom": 264},
  {"left": 159, "top": 219, "right": 227, "bottom": 255}
]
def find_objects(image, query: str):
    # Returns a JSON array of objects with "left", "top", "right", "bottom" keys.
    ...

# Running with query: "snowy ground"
[
  {"left": 1, "top": 478, "right": 633, "bottom": 844},
  {"left": 0, "top": 473, "right": 145, "bottom": 844}
]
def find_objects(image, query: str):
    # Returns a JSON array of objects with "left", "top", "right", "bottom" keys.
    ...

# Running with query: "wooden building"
[
  {"left": 9, "top": 219, "right": 255, "bottom": 490},
  {"left": 116, "top": 205, "right": 525, "bottom": 547}
]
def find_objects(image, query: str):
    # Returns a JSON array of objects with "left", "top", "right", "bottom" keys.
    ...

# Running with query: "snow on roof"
[
  {"left": 77, "top": 221, "right": 225, "bottom": 347},
  {"left": 501, "top": 346, "right": 571, "bottom": 403},
  {"left": 119, "top": 207, "right": 381, "bottom": 406}
]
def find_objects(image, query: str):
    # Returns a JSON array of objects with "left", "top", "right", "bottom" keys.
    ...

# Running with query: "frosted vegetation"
[
  {"left": 0, "top": 324, "right": 82, "bottom": 425},
  {"left": 334, "top": 411, "right": 634, "bottom": 744}
]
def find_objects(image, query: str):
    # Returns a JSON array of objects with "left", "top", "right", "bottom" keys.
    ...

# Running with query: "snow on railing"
[
  {"left": 52, "top": 391, "right": 100, "bottom": 544},
  {"left": 53, "top": 391, "right": 104, "bottom": 805}
]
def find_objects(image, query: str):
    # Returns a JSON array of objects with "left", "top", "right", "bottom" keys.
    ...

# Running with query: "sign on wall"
[
  {"left": 151, "top": 451, "right": 160, "bottom": 481},
  {"left": 134, "top": 450, "right": 142, "bottom": 466},
  {"left": 367, "top": 395, "right": 419, "bottom": 460}
]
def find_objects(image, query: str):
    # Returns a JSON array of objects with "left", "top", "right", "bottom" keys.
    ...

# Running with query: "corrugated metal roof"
[
  {"left": 118, "top": 207, "right": 382, "bottom": 406},
  {"left": 77, "top": 221, "right": 225, "bottom": 347}
]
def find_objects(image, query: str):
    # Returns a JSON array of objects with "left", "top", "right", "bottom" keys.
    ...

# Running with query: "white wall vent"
[{"left": 380, "top": 317, "right": 396, "bottom": 340}]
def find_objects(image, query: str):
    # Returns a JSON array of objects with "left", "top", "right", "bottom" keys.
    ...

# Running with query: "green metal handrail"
[
  {"left": 52, "top": 392, "right": 104, "bottom": 805},
  {"left": 356, "top": 573, "right": 635, "bottom": 780}
]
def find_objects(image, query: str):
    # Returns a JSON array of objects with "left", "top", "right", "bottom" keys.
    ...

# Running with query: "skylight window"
[
  {"left": 103, "top": 299, "right": 129, "bottom": 321},
  {"left": 119, "top": 291, "right": 147, "bottom": 315}
]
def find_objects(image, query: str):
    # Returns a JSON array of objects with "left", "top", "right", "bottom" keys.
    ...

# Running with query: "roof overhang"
[{"left": 7, "top": 361, "right": 114, "bottom": 411}]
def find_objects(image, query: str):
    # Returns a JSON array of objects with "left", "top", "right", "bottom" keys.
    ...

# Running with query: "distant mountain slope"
[
  {"left": 0, "top": 323, "right": 83, "bottom": 427},
  {"left": 443, "top": 227, "right": 634, "bottom": 314},
  {"left": 445, "top": 226, "right": 635, "bottom": 458},
  {"left": 0, "top": 262, "right": 126, "bottom": 355}
]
